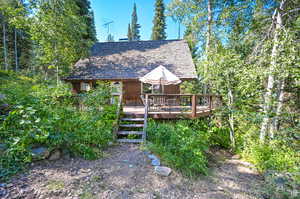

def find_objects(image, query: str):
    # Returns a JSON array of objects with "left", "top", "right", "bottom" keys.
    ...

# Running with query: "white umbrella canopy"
[{"left": 139, "top": 65, "right": 182, "bottom": 85}]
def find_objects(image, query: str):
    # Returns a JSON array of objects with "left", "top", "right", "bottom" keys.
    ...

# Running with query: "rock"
[
  {"left": 232, "top": 154, "right": 241, "bottom": 159},
  {"left": 151, "top": 159, "right": 160, "bottom": 166},
  {"left": 31, "top": 147, "right": 50, "bottom": 160},
  {"left": 49, "top": 150, "right": 61, "bottom": 161},
  {"left": 148, "top": 154, "right": 158, "bottom": 160},
  {"left": 154, "top": 166, "right": 172, "bottom": 177},
  {"left": 108, "top": 142, "right": 113, "bottom": 146}
]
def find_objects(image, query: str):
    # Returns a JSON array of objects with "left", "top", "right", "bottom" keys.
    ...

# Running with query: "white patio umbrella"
[{"left": 139, "top": 65, "right": 182, "bottom": 85}]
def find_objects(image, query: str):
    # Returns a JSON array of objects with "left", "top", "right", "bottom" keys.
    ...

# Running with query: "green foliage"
[
  {"left": 243, "top": 140, "right": 299, "bottom": 173},
  {"left": 146, "top": 119, "right": 209, "bottom": 176},
  {"left": 127, "top": 23, "right": 132, "bottom": 41},
  {"left": 208, "top": 126, "right": 231, "bottom": 149},
  {"left": 0, "top": 72, "right": 117, "bottom": 180},
  {"left": 151, "top": 0, "right": 167, "bottom": 40},
  {"left": 130, "top": 3, "right": 141, "bottom": 41},
  {"left": 30, "top": 0, "right": 92, "bottom": 76}
]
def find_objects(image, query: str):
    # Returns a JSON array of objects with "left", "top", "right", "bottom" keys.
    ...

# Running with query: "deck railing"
[{"left": 144, "top": 94, "right": 221, "bottom": 118}]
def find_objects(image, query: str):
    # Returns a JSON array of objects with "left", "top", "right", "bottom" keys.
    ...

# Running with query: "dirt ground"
[{"left": 1, "top": 144, "right": 264, "bottom": 199}]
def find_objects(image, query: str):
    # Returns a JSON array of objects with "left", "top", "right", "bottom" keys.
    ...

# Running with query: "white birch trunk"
[
  {"left": 270, "top": 80, "right": 285, "bottom": 138},
  {"left": 203, "top": 0, "right": 212, "bottom": 94},
  {"left": 205, "top": 0, "right": 212, "bottom": 56},
  {"left": 260, "top": 0, "right": 285, "bottom": 142},
  {"left": 2, "top": 20, "right": 8, "bottom": 71},
  {"left": 228, "top": 87, "right": 235, "bottom": 149}
]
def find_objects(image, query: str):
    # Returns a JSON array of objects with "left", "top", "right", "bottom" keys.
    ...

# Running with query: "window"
[
  {"left": 80, "top": 82, "right": 91, "bottom": 91},
  {"left": 142, "top": 83, "right": 152, "bottom": 94},
  {"left": 142, "top": 83, "right": 163, "bottom": 94},
  {"left": 111, "top": 82, "right": 122, "bottom": 94},
  {"left": 152, "top": 84, "right": 162, "bottom": 94}
]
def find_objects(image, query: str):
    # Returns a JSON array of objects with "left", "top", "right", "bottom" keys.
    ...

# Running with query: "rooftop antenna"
[{"left": 103, "top": 20, "right": 114, "bottom": 35}]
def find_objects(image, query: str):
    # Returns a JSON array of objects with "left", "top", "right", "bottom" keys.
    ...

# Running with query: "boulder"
[
  {"left": 31, "top": 147, "right": 50, "bottom": 160},
  {"left": 49, "top": 150, "right": 61, "bottom": 161},
  {"left": 154, "top": 166, "right": 172, "bottom": 177},
  {"left": 151, "top": 158, "right": 160, "bottom": 166},
  {"left": 148, "top": 154, "right": 158, "bottom": 160}
]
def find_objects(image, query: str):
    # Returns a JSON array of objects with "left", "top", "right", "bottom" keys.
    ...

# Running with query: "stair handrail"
[
  {"left": 142, "top": 94, "right": 148, "bottom": 141},
  {"left": 114, "top": 93, "right": 123, "bottom": 139}
]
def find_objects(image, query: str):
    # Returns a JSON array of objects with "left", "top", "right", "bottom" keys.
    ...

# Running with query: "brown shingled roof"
[{"left": 65, "top": 39, "right": 197, "bottom": 81}]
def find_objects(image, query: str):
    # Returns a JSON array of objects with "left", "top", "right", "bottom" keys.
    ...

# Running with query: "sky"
[{"left": 90, "top": 0, "right": 184, "bottom": 42}]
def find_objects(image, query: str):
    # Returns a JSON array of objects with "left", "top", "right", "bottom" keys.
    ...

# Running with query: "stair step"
[
  {"left": 117, "top": 139, "right": 143, "bottom": 143},
  {"left": 121, "top": 118, "right": 144, "bottom": 121},
  {"left": 117, "top": 131, "right": 144, "bottom": 135},
  {"left": 119, "top": 124, "right": 144, "bottom": 128}
]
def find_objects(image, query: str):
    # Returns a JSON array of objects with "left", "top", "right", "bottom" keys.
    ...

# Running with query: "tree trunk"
[
  {"left": 260, "top": 0, "right": 285, "bottom": 142},
  {"left": 228, "top": 87, "right": 235, "bottom": 149},
  {"left": 270, "top": 79, "right": 285, "bottom": 138},
  {"left": 2, "top": 20, "right": 8, "bottom": 71},
  {"left": 14, "top": 28, "right": 19, "bottom": 72},
  {"left": 205, "top": 0, "right": 212, "bottom": 56},
  {"left": 203, "top": 0, "right": 212, "bottom": 94}
]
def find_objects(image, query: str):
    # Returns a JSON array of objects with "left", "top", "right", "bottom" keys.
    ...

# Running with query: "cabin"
[{"left": 65, "top": 40, "right": 221, "bottom": 143}]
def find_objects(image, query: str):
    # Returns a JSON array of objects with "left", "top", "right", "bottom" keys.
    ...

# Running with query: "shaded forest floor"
[{"left": 2, "top": 144, "right": 264, "bottom": 199}]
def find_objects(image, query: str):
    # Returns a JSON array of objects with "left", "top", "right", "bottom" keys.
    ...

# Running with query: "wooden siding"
[
  {"left": 164, "top": 85, "right": 180, "bottom": 94},
  {"left": 123, "top": 81, "right": 142, "bottom": 106}
]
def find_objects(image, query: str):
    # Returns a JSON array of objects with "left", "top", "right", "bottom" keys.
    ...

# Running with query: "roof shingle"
[{"left": 66, "top": 39, "right": 197, "bottom": 80}]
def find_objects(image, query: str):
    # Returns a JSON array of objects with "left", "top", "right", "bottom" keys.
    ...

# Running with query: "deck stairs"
[{"left": 116, "top": 113, "right": 146, "bottom": 143}]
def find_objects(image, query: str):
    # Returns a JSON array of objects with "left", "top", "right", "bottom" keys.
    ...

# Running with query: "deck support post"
[
  {"left": 209, "top": 95, "right": 213, "bottom": 111},
  {"left": 192, "top": 94, "right": 197, "bottom": 118}
]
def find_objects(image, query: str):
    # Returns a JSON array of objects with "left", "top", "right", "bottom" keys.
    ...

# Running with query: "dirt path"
[{"left": 1, "top": 144, "right": 264, "bottom": 199}]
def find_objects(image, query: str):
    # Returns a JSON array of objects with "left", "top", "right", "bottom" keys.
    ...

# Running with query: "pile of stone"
[
  {"left": 31, "top": 147, "right": 62, "bottom": 161},
  {"left": 147, "top": 153, "right": 172, "bottom": 177}
]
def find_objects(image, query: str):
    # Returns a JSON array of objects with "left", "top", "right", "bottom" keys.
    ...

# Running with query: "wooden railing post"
[{"left": 192, "top": 94, "right": 197, "bottom": 118}]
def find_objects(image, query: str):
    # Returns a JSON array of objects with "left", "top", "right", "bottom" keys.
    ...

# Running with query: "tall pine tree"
[
  {"left": 127, "top": 23, "right": 132, "bottom": 41},
  {"left": 131, "top": 3, "right": 141, "bottom": 41},
  {"left": 151, "top": 0, "right": 166, "bottom": 40},
  {"left": 74, "top": 0, "right": 97, "bottom": 43}
]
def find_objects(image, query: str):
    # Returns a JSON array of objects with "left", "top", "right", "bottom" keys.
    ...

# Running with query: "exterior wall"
[
  {"left": 123, "top": 81, "right": 142, "bottom": 106},
  {"left": 164, "top": 85, "right": 180, "bottom": 94},
  {"left": 71, "top": 82, "right": 81, "bottom": 94},
  {"left": 70, "top": 80, "right": 181, "bottom": 105}
]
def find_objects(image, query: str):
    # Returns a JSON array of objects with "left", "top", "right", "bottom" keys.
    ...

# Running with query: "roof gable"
[{"left": 66, "top": 40, "right": 197, "bottom": 80}]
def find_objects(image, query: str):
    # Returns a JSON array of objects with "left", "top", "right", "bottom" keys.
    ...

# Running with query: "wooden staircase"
[{"left": 116, "top": 114, "right": 146, "bottom": 143}]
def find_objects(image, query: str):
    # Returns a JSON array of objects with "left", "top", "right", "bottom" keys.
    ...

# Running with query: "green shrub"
[
  {"left": 147, "top": 119, "right": 209, "bottom": 176},
  {"left": 0, "top": 72, "right": 117, "bottom": 180},
  {"left": 208, "top": 126, "right": 231, "bottom": 149},
  {"left": 243, "top": 140, "right": 300, "bottom": 173}
]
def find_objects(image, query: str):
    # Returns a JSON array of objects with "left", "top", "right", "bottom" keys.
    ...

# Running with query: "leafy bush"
[
  {"left": 208, "top": 126, "right": 231, "bottom": 149},
  {"left": 0, "top": 71, "right": 117, "bottom": 179},
  {"left": 146, "top": 119, "right": 209, "bottom": 176},
  {"left": 243, "top": 140, "right": 299, "bottom": 173}
]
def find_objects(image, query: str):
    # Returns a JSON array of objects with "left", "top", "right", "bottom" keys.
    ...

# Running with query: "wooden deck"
[
  {"left": 122, "top": 94, "right": 221, "bottom": 119},
  {"left": 114, "top": 94, "right": 221, "bottom": 143},
  {"left": 123, "top": 105, "right": 213, "bottom": 119}
]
